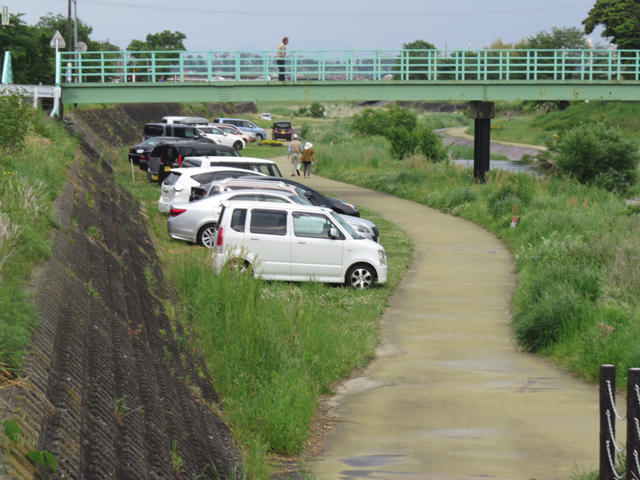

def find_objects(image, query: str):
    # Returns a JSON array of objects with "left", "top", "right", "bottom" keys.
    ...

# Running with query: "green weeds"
[
  {"left": 0, "top": 103, "right": 76, "bottom": 369},
  {"left": 310, "top": 122, "right": 640, "bottom": 391}
]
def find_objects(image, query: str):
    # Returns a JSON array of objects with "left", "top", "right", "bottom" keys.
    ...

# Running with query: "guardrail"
[{"left": 56, "top": 49, "right": 640, "bottom": 85}]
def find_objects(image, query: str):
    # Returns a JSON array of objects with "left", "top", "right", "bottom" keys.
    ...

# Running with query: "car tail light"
[
  {"left": 130, "top": 148, "right": 135, "bottom": 153},
  {"left": 177, "top": 154, "right": 182, "bottom": 166},
  {"left": 216, "top": 226, "right": 224, "bottom": 253},
  {"left": 169, "top": 208, "right": 186, "bottom": 217}
]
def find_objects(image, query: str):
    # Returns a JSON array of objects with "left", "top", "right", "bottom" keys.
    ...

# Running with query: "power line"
[{"left": 51, "top": 1, "right": 592, "bottom": 18}]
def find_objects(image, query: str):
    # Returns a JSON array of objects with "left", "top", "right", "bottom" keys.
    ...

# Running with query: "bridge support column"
[{"left": 470, "top": 101, "right": 495, "bottom": 182}]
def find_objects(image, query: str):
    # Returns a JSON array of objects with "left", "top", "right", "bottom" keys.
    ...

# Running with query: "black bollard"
[
  {"left": 628, "top": 369, "right": 640, "bottom": 479},
  {"left": 601, "top": 364, "right": 617, "bottom": 480}
]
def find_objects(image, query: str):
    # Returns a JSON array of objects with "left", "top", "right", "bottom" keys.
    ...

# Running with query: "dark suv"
[
  {"left": 142, "top": 123, "right": 211, "bottom": 142},
  {"left": 147, "top": 140, "right": 240, "bottom": 183},
  {"left": 129, "top": 136, "right": 181, "bottom": 171},
  {"left": 272, "top": 121, "right": 293, "bottom": 141}
]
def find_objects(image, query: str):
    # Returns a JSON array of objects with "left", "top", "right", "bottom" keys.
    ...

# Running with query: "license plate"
[
  {"left": 164, "top": 166, "right": 170, "bottom": 172},
  {"left": 137, "top": 149, "right": 144, "bottom": 153},
  {"left": 152, "top": 175, "right": 158, "bottom": 180},
  {"left": 280, "top": 131, "right": 285, "bottom": 133}
]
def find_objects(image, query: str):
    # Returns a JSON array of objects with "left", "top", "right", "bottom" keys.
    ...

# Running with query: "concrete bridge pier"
[{"left": 471, "top": 101, "right": 495, "bottom": 181}]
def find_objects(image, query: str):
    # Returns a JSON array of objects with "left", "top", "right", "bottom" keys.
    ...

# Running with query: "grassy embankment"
[
  {"left": 0, "top": 99, "right": 77, "bottom": 369},
  {"left": 110, "top": 145, "right": 412, "bottom": 478},
  {"left": 466, "top": 101, "right": 640, "bottom": 146},
  {"left": 306, "top": 113, "right": 640, "bottom": 393}
]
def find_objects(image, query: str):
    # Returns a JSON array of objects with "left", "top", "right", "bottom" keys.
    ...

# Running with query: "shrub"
[
  {"left": 351, "top": 105, "right": 418, "bottom": 137},
  {"left": 309, "top": 102, "right": 324, "bottom": 118},
  {"left": 0, "top": 92, "right": 35, "bottom": 157},
  {"left": 553, "top": 122, "right": 640, "bottom": 192},
  {"left": 415, "top": 127, "right": 448, "bottom": 162},
  {"left": 386, "top": 126, "right": 418, "bottom": 159}
]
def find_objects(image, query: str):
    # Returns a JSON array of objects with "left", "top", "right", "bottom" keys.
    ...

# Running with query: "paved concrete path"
[{"left": 271, "top": 156, "right": 600, "bottom": 480}]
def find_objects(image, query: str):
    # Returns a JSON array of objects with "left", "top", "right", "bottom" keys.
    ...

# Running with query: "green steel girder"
[{"left": 61, "top": 81, "right": 640, "bottom": 104}]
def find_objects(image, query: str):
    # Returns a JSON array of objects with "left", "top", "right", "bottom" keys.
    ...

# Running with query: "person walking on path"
[
  {"left": 288, "top": 134, "right": 302, "bottom": 176},
  {"left": 277, "top": 37, "right": 288, "bottom": 81},
  {"left": 300, "top": 142, "right": 315, "bottom": 179}
]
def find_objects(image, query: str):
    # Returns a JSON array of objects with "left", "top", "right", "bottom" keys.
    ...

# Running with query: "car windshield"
[
  {"left": 289, "top": 195, "right": 313, "bottom": 205},
  {"left": 330, "top": 212, "right": 362, "bottom": 239},
  {"left": 294, "top": 186, "right": 318, "bottom": 204}
]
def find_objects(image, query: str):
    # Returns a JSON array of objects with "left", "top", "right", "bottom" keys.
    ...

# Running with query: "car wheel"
[
  {"left": 345, "top": 264, "right": 375, "bottom": 289},
  {"left": 225, "top": 258, "right": 252, "bottom": 274},
  {"left": 233, "top": 141, "right": 243, "bottom": 150},
  {"left": 197, "top": 223, "right": 218, "bottom": 248},
  {"left": 256, "top": 134, "right": 263, "bottom": 142}
]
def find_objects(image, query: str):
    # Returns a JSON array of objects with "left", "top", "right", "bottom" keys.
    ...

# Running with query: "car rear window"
[
  {"left": 230, "top": 208, "right": 247, "bottom": 232},
  {"left": 182, "top": 159, "right": 202, "bottom": 167},
  {"left": 164, "top": 172, "right": 181, "bottom": 186},
  {"left": 191, "top": 172, "right": 216, "bottom": 184},
  {"left": 250, "top": 209, "right": 287, "bottom": 236},
  {"left": 174, "top": 127, "right": 199, "bottom": 139},
  {"left": 274, "top": 122, "right": 291, "bottom": 129},
  {"left": 144, "top": 125, "right": 165, "bottom": 136}
]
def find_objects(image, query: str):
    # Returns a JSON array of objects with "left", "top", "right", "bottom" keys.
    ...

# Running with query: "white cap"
[
  {"left": 304, "top": 142, "right": 313, "bottom": 149},
  {"left": 293, "top": 134, "right": 298, "bottom": 139}
]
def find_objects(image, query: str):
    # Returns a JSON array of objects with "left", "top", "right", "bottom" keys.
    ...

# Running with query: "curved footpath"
[{"left": 270, "top": 155, "right": 601, "bottom": 480}]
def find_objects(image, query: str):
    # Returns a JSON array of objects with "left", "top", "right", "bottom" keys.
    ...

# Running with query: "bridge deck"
[{"left": 57, "top": 49, "right": 640, "bottom": 103}]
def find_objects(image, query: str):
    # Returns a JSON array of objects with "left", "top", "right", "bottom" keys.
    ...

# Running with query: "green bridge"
[{"left": 57, "top": 49, "right": 640, "bottom": 105}]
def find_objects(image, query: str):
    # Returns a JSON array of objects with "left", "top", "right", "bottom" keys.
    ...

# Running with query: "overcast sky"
[{"left": 19, "top": 0, "right": 605, "bottom": 52}]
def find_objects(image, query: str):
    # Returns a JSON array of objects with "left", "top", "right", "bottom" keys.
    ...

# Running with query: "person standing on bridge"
[
  {"left": 301, "top": 142, "right": 316, "bottom": 179},
  {"left": 277, "top": 37, "right": 289, "bottom": 81},
  {"left": 288, "top": 134, "right": 302, "bottom": 176}
]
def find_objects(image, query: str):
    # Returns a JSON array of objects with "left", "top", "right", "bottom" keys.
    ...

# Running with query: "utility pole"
[{"left": 67, "top": 0, "right": 72, "bottom": 52}]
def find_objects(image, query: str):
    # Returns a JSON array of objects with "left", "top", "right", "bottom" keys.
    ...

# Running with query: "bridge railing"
[{"left": 57, "top": 49, "right": 640, "bottom": 85}]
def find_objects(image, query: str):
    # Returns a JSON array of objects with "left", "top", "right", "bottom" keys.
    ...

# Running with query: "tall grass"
[
  {"left": 309, "top": 122, "right": 640, "bottom": 390},
  {"left": 0, "top": 105, "right": 77, "bottom": 369},
  {"left": 108, "top": 146, "right": 412, "bottom": 478}
]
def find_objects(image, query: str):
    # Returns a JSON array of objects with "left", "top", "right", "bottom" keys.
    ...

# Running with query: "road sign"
[
  {"left": 1, "top": 6, "right": 9, "bottom": 26},
  {"left": 50, "top": 31, "right": 66, "bottom": 49},
  {"left": 75, "top": 41, "right": 87, "bottom": 52}
]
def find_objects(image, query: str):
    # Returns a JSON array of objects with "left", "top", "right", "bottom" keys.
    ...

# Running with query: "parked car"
[
  {"left": 146, "top": 140, "right": 240, "bottom": 183},
  {"left": 167, "top": 188, "right": 307, "bottom": 244},
  {"left": 161, "top": 116, "right": 209, "bottom": 125},
  {"left": 260, "top": 113, "right": 272, "bottom": 121},
  {"left": 272, "top": 121, "right": 293, "bottom": 141},
  {"left": 158, "top": 167, "right": 265, "bottom": 212},
  {"left": 197, "top": 126, "right": 246, "bottom": 150},
  {"left": 190, "top": 178, "right": 379, "bottom": 242},
  {"left": 181, "top": 157, "right": 282, "bottom": 178},
  {"left": 215, "top": 124, "right": 253, "bottom": 143},
  {"left": 211, "top": 201, "right": 387, "bottom": 288},
  {"left": 128, "top": 136, "right": 181, "bottom": 167},
  {"left": 211, "top": 118, "right": 267, "bottom": 142},
  {"left": 142, "top": 123, "right": 210, "bottom": 142},
  {"left": 238, "top": 176, "right": 360, "bottom": 217}
]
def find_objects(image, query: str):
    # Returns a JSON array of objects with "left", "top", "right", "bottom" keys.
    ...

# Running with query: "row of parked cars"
[{"left": 127, "top": 116, "right": 387, "bottom": 289}]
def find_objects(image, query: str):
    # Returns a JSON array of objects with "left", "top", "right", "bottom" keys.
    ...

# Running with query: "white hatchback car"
[
  {"left": 197, "top": 126, "right": 246, "bottom": 150},
  {"left": 212, "top": 201, "right": 388, "bottom": 289},
  {"left": 158, "top": 167, "right": 265, "bottom": 213}
]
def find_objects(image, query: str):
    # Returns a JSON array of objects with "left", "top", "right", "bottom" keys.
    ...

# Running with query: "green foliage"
[
  {"left": 552, "top": 122, "right": 640, "bottom": 192},
  {"left": 415, "top": 127, "right": 448, "bottom": 162},
  {"left": 0, "top": 92, "right": 34, "bottom": 156},
  {"left": 0, "top": 100, "right": 76, "bottom": 370},
  {"left": 2, "top": 419, "right": 57, "bottom": 475},
  {"left": 526, "top": 26, "right": 589, "bottom": 49},
  {"left": 583, "top": 0, "right": 640, "bottom": 49},
  {"left": 393, "top": 39, "right": 437, "bottom": 80},
  {"left": 386, "top": 126, "right": 418, "bottom": 159},
  {"left": 128, "top": 30, "right": 186, "bottom": 52},
  {"left": 308, "top": 102, "right": 324, "bottom": 118},
  {"left": 309, "top": 120, "right": 640, "bottom": 391},
  {"left": 351, "top": 105, "right": 418, "bottom": 137}
]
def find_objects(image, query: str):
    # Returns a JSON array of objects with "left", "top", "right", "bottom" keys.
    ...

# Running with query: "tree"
[
  {"left": 0, "top": 14, "right": 51, "bottom": 84},
  {"left": 583, "top": 0, "right": 640, "bottom": 49},
  {"left": 526, "top": 26, "right": 589, "bottom": 50},
  {"left": 394, "top": 39, "right": 436, "bottom": 80},
  {"left": 127, "top": 31, "right": 186, "bottom": 52}
]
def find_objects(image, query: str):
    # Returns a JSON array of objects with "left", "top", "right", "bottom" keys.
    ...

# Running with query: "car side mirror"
[{"left": 329, "top": 227, "right": 338, "bottom": 239}]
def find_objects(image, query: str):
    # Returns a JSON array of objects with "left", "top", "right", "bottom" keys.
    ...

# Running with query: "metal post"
[
  {"left": 470, "top": 101, "right": 494, "bottom": 182},
  {"left": 67, "top": 0, "right": 72, "bottom": 52},
  {"left": 601, "top": 364, "right": 617, "bottom": 480},
  {"left": 627, "top": 368, "right": 640, "bottom": 480}
]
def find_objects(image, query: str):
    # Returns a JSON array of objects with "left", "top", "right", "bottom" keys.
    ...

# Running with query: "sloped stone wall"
[{"left": 2, "top": 140, "right": 241, "bottom": 479}]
